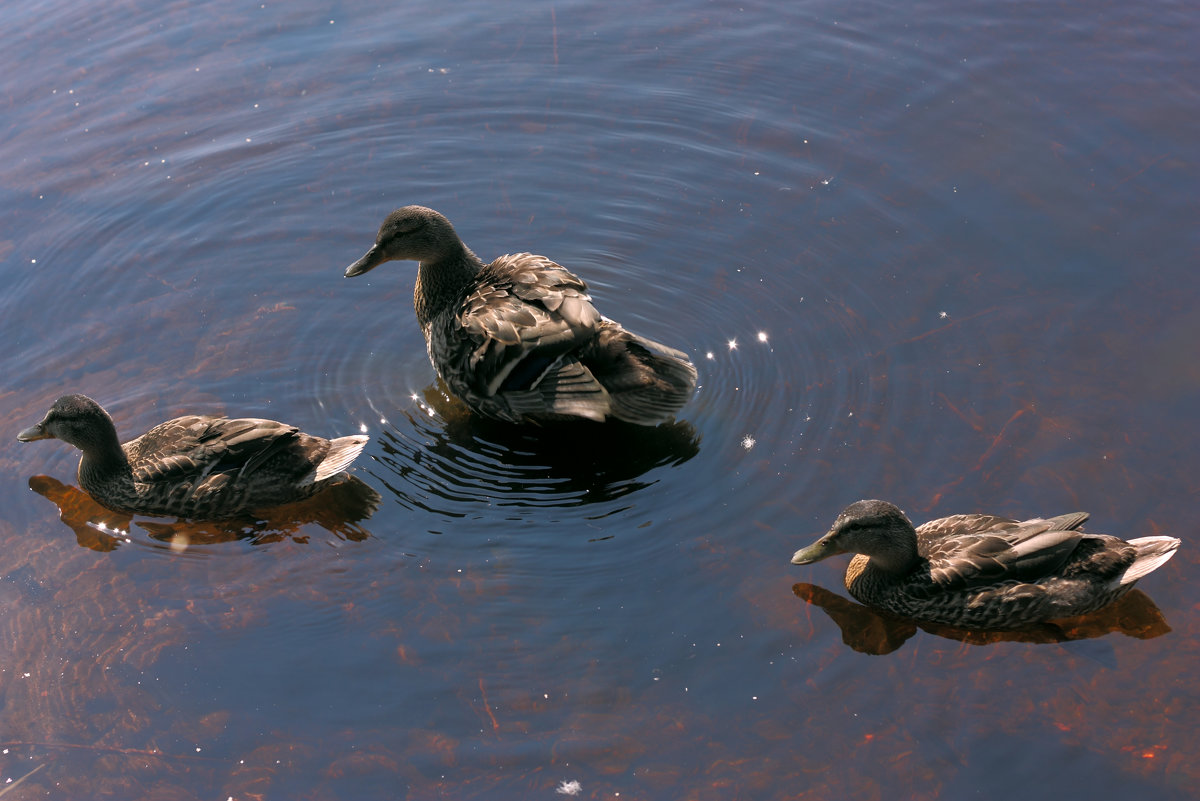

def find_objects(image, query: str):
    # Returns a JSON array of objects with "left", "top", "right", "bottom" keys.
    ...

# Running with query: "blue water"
[{"left": 1, "top": 0, "right": 1197, "bottom": 798}]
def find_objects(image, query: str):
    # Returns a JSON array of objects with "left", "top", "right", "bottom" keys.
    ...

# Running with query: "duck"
[
  {"left": 17, "top": 394, "right": 371, "bottom": 520},
  {"left": 344, "top": 206, "right": 698, "bottom": 425},
  {"left": 790, "top": 499, "right": 1180, "bottom": 629}
]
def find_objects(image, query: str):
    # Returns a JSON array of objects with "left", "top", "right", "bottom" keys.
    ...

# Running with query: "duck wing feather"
[
  {"left": 919, "top": 513, "right": 1092, "bottom": 590},
  {"left": 125, "top": 416, "right": 309, "bottom": 485},
  {"left": 458, "top": 254, "right": 602, "bottom": 395}
]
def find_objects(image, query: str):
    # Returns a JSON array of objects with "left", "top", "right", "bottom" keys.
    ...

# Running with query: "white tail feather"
[
  {"left": 312, "top": 435, "right": 370, "bottom": 483},
  {"left": 1119, "top": 536, "right": 1181, "bottom": 585}
]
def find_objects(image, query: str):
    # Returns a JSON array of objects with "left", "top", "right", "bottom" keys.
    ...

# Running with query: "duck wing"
[
  {"left": 457, "top": 253, "right": 602, "bottom": 395},
  {"left": 920, "top": 514, "right": 1090, "bottom": 589},
  {"left": 124, "top": 416, "right": 308, "bottom": 485}
]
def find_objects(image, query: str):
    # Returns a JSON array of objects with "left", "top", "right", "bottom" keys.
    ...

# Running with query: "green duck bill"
[
  {"left": 345, "top": 244, "right": 386, "bottom": 277},
  {"left": 17, "top": 423, "right": 52, "bottom": 442},
  {"left": 791, "top": 533, "right": 842, "bottom": 565}
]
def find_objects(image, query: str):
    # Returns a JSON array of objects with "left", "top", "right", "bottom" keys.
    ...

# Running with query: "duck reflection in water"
[
  {"left": 27, "top": 474, "right": 381, "bottom": 552},
  {"left": 372, "top": 379, "right": 700, "bottom": 515},
  {"left": 792, "top": 582, "right": 1172, "bottom": 656}
]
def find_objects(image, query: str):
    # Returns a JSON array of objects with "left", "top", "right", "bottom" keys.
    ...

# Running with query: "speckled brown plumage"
[
  {"left": 791, "top": 499, "right": 1180, "bottom": 629},
  {"left": 344, "top": 206, "right": 698, "bottom": 425},
  {"left": 18, "top": 394, "right": 369, "bottom": 519}
]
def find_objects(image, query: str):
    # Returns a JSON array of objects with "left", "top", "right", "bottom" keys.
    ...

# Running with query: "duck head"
[
  {"left": 791, "top": 499, "right": 919, "bottom": 574},
  {"left": 18, "top": 394, "right": 121, "bottom": 455},
  {"left": 345, "top": 206, "right": 465, "bottom": 277}
]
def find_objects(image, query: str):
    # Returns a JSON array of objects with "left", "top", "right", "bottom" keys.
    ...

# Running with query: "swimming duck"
[
  {"left": 344, "top": 206, "right": 698, "bottom": 425},
  {"left": 790, "top": 499, "right": 1180, "bottom": 629},
  {"left": 18, "top": 394, "right": 370, "bottom": 519}
]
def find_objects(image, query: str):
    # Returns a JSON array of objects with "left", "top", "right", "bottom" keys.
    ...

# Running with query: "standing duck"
[
  {"left": 18, "top": 394, "right": 370, "bottom": 519},
  {"left": 344, "top": 206, "right": 698, "bottom": 425},
  {"left": 790, "top": 499, "right": 1180, "bottom": 629}
]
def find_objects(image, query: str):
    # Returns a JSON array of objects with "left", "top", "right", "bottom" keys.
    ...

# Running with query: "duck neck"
[
  {"left": 866, "top": 526, "right": 921, "bottom": 575},
  {"left": 867, "top": 547, "right": 919, "bottom": 575},
  {"left": 76, "top": 427, "right": 133, "bottom": 492},
  {"left": 414, "top": 244, "right": 485, "bottom": 328}
]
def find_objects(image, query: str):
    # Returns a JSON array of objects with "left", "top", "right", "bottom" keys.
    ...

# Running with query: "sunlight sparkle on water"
[
  {"left": 757, "top": 331, "right": 768, "bottom": 343},
  {"left": 741, "top": 434, "right": 756, "bottom": 450},
  {"left": 728, "top": 338, "right": 738, "bottom": 351}
]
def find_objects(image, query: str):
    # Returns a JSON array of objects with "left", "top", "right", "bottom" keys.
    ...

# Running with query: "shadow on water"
[
  {"left": 793, "top": 582, "right": 1172, "bottom": 656},
  {"left": 27, "top": 474, "right": 381, "bottom": 552},
  {"left": 369, "top": 380, "right": 701, "bottom": 518}
]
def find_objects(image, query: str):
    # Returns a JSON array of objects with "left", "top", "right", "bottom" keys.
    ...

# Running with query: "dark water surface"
[{"left": 2, "top": 0, "right": 1198, "bottom": 798}]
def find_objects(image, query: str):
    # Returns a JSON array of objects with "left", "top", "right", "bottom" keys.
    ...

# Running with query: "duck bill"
[
  {"left": 790, "top": 532, "right": 840, "bottom": 565},
  {"left": 345, "top": 245, "right": 387, "bottom": 277},
  {"left": 17, "top": 422, "right": 52, "bottom": 442}
]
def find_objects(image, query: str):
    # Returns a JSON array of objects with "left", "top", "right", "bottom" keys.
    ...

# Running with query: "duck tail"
[
  {"left": 583, "top": 322, "right": 698, "bottom": 425},
  {"left": 1044, "top": 511, "right": 1090, "bottom": 531},
  {"left": 1120, "top": 536, "right": 1181, "bottom": 585},
  {"left": 312, "top": 434, "right": 370, "bottom": 483}
]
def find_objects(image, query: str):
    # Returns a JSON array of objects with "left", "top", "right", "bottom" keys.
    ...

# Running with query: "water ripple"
[{"left": 367, "top": 383, "right": 700, "bottom": 522}]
